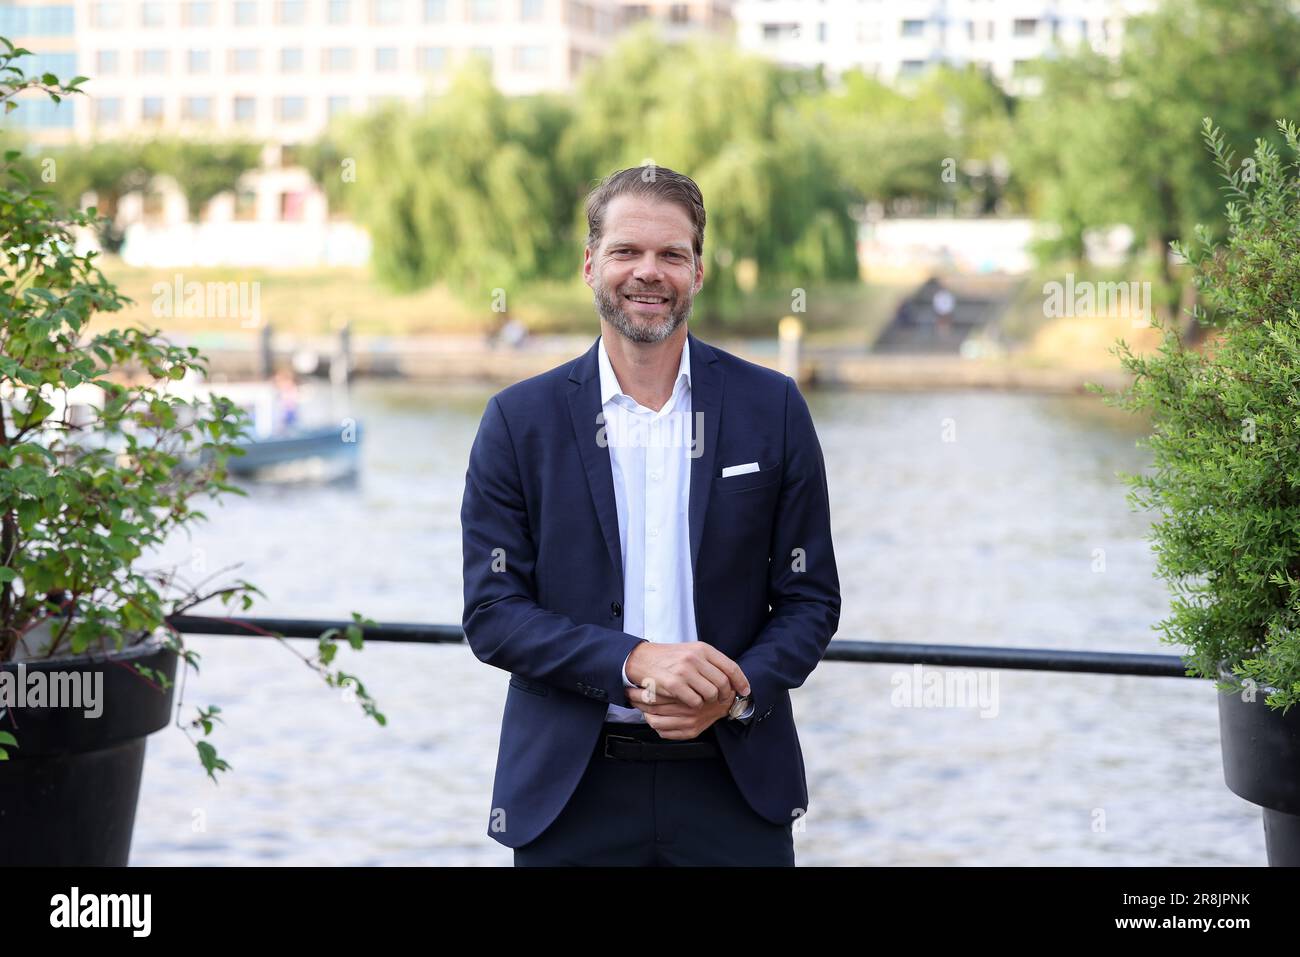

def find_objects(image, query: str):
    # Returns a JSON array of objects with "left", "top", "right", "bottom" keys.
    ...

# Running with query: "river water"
[{"left": 129, "top": 377, "right": 1266, "bottom": 865}]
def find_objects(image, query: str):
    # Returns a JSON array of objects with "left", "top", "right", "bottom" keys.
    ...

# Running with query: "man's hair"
[{"left": 584, "top": 165, "right": 706, "bottom": 265}]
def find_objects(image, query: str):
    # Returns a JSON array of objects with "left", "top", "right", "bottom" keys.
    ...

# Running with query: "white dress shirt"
[{"left": 598, "top": 334, "right": 754, "bottom": 723}]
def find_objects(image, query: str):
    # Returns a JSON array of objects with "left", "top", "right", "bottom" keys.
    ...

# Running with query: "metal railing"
[{"left": 165, "top": 615, "right": 1194, "bottom": 679}]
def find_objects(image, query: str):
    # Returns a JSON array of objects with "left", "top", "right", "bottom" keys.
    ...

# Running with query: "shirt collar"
[{"left": 597, "top": 333, "right": 691, "bottom": 408}]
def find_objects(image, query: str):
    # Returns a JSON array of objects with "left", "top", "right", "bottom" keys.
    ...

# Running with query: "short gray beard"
[{"left": 593, "top": 273, "right": 693, "bottom": 344}]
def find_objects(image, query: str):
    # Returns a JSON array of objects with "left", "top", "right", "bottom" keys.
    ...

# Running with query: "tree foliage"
[
  {"left": 1013, "top": 0, "right": 1300, "bottom": 312},
  {"left": 1093, "top": 118, "right": 1300, "bottom": 711}
]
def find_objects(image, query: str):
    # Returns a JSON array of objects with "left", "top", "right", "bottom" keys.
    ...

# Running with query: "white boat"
[{"left": 11, "top": 371, "right": 362, "bottom": 483}]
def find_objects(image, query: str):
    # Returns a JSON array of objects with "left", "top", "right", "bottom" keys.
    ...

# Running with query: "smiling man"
[{"left": 460, "top": 165, "right": 841, "bottom": 866}]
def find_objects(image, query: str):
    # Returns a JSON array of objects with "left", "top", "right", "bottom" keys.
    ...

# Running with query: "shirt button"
[
  {"left": 649, "top": 527, "right": 659, "bottom": 537},
  {"left": 650, "top": 471, "right": 661, "bottom": 481},
  {"left": 611, "top": 601, "right": 622, "bottom": 618}
]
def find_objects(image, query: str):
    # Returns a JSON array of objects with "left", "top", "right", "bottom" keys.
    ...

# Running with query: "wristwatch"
[{"left": 727, "top": 691, "right": 752, "bottom": 720}]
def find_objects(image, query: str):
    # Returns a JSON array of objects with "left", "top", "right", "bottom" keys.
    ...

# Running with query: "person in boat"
[{"left": 272, "top": 367, "right": 300, "bottom": 432}]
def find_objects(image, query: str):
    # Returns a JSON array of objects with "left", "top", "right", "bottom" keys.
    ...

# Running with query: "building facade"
[{"left": 732, "top": 0, "right": 1155, "bottom": 93}]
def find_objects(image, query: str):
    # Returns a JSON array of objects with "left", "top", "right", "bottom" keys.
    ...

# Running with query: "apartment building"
[
  {"left": 733, "top": 0, "right": 1155, "bottom": 93},
  {"left": 0, "top": 0, "right": 737, "bottom": 261},
  {"left": 617, "top": 0, "right": 733, "bottom": 41},
  {"left": 0, "top": 0, "right": 631, "bottom": 143}
]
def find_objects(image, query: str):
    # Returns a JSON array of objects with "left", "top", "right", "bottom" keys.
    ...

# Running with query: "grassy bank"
[{"left": 92, "top": 258, "right": 909, "bottom": 345}]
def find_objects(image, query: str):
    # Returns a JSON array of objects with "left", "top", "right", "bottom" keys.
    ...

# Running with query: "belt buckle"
[{"left": 603, "top": 734, "right": 640, "bottom": 759}]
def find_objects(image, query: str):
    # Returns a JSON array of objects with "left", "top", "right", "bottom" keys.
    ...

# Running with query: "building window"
[
  {"left": 95, "top": 50, "right": 120, "bottom": 74},
  {"left": 469, "top": 45, "right": 493, "bottom": 67},
  {"left": 374, "top": 47, "right": 398, "bottom": 71},
  {"left": 900, "top": 19, "right": 924, "bottom": 37},
  {"left": 142, "top": 190, "right": 166, "bottom": 224},
  {"left": 3, "top": 97, "right": 74, "bottom": 129},
  {"left": 90, "top": 2, "right": 124, "bottom": 28},
  {"left": 567, "top": 1, "right": 594, "bottom": 30},
  {"left": 137, "top": 49, "right": 168, "bottom": 74},
  {"left": 370, "top": 0, "right": 401, "bottom": 23},
  {"left": 624, "top": 3, "right": 647, "bottom": 22},
  {"left": 277, "top": 1, "right": 306, "bottom": 24},
  {"left": 423, "top": 0, "right": 446, "bottom": 19},
  {"left": 328, "top": 0, "right": 351, "bottom": 23},
  {"left": 669, "top": 4, "right": 688, "bottom": 24},
  {"left": 140, "top": 2, "right": 166, "bottom": 26},
  {"left": 281, "top": 47, "right": 304, "bottom": 71},
  {"left": 233, "top": 1, "right": 257, "bottom": 25},
  {"left": 898, "top": 59, "right": 926, "bottom": 77},
  {"left": 280, "top": 191, "right": 306, "bottom": 222},
  {"left": 520, "top": 0, "right": 543, "bottom": 20},
  {"left": 761, "top": 22, "right": 797, "bottom": 41},
  {"left": 230, "top": 48, "right": 260, "bottom": 72},
  {"left": 6, "top": 5, "right": 75, "bottom": 35},
  {"left": 233, "top": 96, "right": 257, "bottom": 122},
  {"left": 141, "top": 96, "right": 164, "bottom": 122},
  {"left": 512, "top": 45, "right": 546, "bottom": 71},
  {"left": 187, "top": 49, "right": 212, "bottom": 72},
  {"left": 182, "top": 96, "right": 213, "bottom": 120},
  {"left": 323, "top": 47, "right": 354, "bottom": 71},
  {"left": 26, "top": 52, "right": 76, "bottom": 77},
  {"left": 327, "top": 95, "right": 350, "bottom": 117},
  {"left": 468, "top": 0, "right": 496, "bottom": 22},
  {"left": 1013, "top": 18, "right": 1037, "bottom": 37},
  {"left": 276, "top": 96, "right": 307, "bottom": 121},
  {"left": 183, "top": 1, "right": 214, "bottom": 26},
  {"left": 416, "top": 46, "right": 446, "bottom": 71},
  {"left": 234, "top": 189, "right": 257, "bottom": 221},
  {"left": 95, "top": 98, "right": 122, "bottom": 125},
  {"left": 817, "top": 20, "right": 826, "bottom": 42}
]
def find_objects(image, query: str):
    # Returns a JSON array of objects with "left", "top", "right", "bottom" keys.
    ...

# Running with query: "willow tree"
[
  {"left": 805, "top": 64, "right": 1015, "bottom": 218},
  {"left": 320, "top": 56, "right": 577, "bottom": 302},
  {"left": 558, "top": 22, "right": 860, "bottom": 325}
]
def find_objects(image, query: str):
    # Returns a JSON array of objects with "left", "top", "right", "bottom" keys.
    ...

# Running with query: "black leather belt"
[{"left": 599, "top": 722, "right": 719, "bottom": 761}]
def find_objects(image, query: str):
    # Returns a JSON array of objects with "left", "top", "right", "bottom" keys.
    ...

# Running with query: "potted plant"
[
  {"left": 0, "top": 41, "right": 384, "bottom": 866},
  {"left": 1094, "top": 117, "right": 1300, "bottom": 866}
]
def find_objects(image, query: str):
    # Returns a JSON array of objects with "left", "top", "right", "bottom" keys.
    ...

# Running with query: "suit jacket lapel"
[
  {"left": 686, "top": 332, "right": 721, "bottom": 579},
  {"left": 567, "top": 335, "right": 624, "bottom": 597}
]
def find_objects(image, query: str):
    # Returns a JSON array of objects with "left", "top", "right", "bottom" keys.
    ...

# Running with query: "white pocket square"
[{"left": 721, "top": 462, "right": 760, "bottom": 477}]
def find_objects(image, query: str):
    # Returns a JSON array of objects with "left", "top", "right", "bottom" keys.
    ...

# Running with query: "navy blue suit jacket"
[{"left": 460, "top": 330, "right": 841, "bottom": 848}]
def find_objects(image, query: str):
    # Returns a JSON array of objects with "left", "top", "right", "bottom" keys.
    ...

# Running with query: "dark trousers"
[{"left": 513, "top": 721, "right": 795, "bottom": 866}]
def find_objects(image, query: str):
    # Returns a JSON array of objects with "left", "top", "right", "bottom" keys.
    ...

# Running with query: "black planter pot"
[
  {"left": 0, "top": 634, "right": 177, "bottom": 866},
  {"left": 1216, "top": 661, "right": 1300, "bottom": 866}
]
